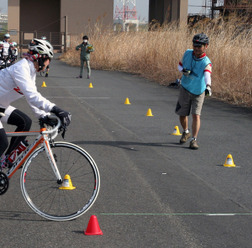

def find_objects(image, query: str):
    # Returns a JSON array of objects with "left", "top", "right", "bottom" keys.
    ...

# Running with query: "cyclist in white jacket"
[
  {"left": 0, "top": 38, "right": 71, "bottom": 165},
  {"left": 2, "top": 34, "right": 10, "bottom": 58}
]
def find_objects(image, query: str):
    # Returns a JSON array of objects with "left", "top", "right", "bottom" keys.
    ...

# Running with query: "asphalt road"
[{"left": 1, "top": 56, "right": 252, "bottom": 248}]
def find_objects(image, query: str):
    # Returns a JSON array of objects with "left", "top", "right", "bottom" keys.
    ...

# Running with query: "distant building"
[
  {"left": 149, "top": 0, "right": 188, "bottom": 25},
  {"left": 8, "top": 0, "right": 113, "bottom": 50},
  {"left": 212, "top": 0, "right": 252, "bottom": 17},
  {"left": 114, "top": 0, "right": 188, "bottom": 31},
  {"left": 8, "top": 0, "right": 190, "bottom": 51}
]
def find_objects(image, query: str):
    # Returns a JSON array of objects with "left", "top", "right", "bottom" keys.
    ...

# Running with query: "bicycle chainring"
[{"left": 0, "top": 172, "right": 9, "bottom": 195}]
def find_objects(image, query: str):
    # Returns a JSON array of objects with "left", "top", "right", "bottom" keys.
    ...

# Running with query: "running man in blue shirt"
[{"left": 175, "top": 33, "right": 212, "bottom": 149}]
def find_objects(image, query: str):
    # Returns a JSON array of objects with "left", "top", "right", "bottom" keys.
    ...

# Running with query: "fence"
[{"left": 19, "top": 31, "right": 67, "bottom": 54}]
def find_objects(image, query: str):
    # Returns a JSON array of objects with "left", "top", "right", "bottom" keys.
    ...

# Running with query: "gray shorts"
[{"left": 175, "top": 86, "right": 205, "bottom": 116}]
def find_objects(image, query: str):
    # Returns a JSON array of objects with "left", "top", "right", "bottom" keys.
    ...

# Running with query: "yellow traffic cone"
[
  {"left": 171, "top": 126, "right": 182, "bottom": 136},
  {"left": 59, "top": 174, "right": 76, "bottom": 190},
  {"left": 89, "top": 83, "right": 93, "bottom": 88},
  {"left": 146, "top": 108, "right": 153, "bottom": 117},
  {"left": 223, "top": 154, "right": 236, "bottom": 167},
  {"left": 124, "top": 98, "right": 131, "bottom": 105},
  {"left": 41, "top": 81, "right": 47, "bottom": 87}
]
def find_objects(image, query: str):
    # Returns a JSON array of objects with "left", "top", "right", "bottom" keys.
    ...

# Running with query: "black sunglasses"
[{"left": 193, "top": 43, "right": 204, "bottom": 47}]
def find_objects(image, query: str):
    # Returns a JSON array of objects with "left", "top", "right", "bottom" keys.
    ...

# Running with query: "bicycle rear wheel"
[{"left": 20, "top": 141, "right": 100, "bottom": 221}]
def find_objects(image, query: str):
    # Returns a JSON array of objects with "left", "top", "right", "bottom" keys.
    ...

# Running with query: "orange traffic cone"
[{"left": 84, "top": 215, "right": 103, "bottom": 235}]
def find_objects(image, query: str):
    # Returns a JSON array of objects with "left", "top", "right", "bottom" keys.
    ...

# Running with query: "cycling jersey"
[
  {"left": 0, "top": 58, "right": 55, "bottom": 118},
  {"left": 2, "top": 41, "right": 10, "bottom": 56},
  {"left": 180, "top": 49, "right": 212, "bottom": 95}
]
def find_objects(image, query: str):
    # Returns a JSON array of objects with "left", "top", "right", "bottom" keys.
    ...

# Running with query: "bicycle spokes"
[{"left": 20, "top": 142, "right": 100, "bottom": 221}]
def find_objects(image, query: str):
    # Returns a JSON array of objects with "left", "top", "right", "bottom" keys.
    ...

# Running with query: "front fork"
[{"left": 43, "top": 137, "right": 62, "bottom": 184}]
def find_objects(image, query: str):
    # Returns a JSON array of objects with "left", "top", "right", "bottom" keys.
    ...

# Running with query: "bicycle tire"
[{"left": 20, "top": 141, "right": 100, "bottom": 221}]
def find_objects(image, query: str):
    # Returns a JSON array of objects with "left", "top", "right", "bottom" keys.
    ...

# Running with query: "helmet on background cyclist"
[
  {"left": 28, "top": 38, "right": 54, "bottom": 71},
  {"left": 12, "top": 42, "right": 17, "bottom": 47},
  {"left": 4, "top": 33, "right": 10, "bottom": 39},
  {"left": 192, "top": 33, "right": 209, "bottom": 47},
  {"left": 83, "top": 35, "right": 89, "bottom": 40},
  {"left": 41, "top": 36, "right": 47, "bottom": 40}
]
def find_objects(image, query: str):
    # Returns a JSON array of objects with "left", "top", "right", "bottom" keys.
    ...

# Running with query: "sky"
[
  {"left": 0, "top": 0, "right": 209, "bottom": 18},
  {"left": 0, "top": 0, "right": 8, "bottom": 14}
]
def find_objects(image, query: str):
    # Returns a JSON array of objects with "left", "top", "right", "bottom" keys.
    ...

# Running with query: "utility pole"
[
  {"left": 64, "top": 16, "right": 68, "bottom": 52},
  {"left": 212, "top": 0, "right": 215, "bottom": 19}
]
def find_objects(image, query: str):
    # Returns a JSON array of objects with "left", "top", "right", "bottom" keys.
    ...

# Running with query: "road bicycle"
[{"left": 0, "top": 116, "right": 100, "bottom": 221}]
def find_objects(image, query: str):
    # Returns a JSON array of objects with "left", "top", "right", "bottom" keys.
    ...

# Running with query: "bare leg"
[
  {"left": 180, "top": 116, "right": 188, "bottom": 131},
  {"left": 192, "top": 114, "right": 200, "bottom": 138}
]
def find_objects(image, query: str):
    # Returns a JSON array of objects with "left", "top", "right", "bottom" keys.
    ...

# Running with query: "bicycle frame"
[
  {"left": 6, "top": 117, "right": 62, "bottom": 182},
  {"left": 2, "top": 116, "right": 100, "bottom": 221}
]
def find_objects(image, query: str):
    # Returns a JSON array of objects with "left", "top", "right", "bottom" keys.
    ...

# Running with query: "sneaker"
[
  {"left": 180, "top": 131, "right": 191, "bottom": 144},
  {"left": 189, "top": 139, "right": 199, "bottom": 150},
  {"left": 76, "top": 75, "right": 82, "bottom": 78}
]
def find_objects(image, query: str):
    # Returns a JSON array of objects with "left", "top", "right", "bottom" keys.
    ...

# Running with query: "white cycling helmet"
[
  {"left": 28, "top": 38, "right": 53, "bottom": 58},
  {"left": 4, "top": 33, "right": 10, "bottom": 39},
  {"left": 12, "top": 41, "right": 17, "bottom": 47}
]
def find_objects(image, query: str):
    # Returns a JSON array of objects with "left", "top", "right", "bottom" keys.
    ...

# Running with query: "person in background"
[
  {"left": 0, "top": 41, "right": 3, "bottom": 55},
  {"left": 76, "top": 35, "right": 94, "bottom": 79},
  {"left": 175, "top": 33, "right": 212, "bottom": 150},
  {"left": 9, "top": 42, "right": 18, "bottom": 64},
  {"left": 2, "top": 33, "right": 11, "bottom": 60},
  {"left": 0, "top": 41, "right": 4, "bottom": 69},
  {"left": 1, "top": 35, "right": 14, "bottom": 69}
]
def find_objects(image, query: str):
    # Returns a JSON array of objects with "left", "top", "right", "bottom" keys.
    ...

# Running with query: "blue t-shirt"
[{"left": 181, "top": 49, "right": 211, "bottom": 95}]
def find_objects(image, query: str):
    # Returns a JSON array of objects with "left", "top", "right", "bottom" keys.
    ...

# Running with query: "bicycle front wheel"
[{"left": 20, "top": 141, "right": 100, "bottom": 221}]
